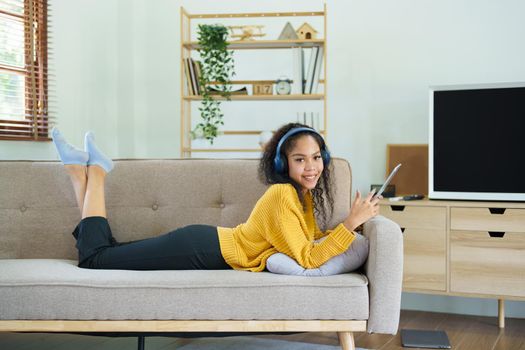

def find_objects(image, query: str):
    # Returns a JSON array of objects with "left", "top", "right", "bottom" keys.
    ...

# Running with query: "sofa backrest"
[{"left": 0, "top": 158, "right": 352, "bottom": 260}]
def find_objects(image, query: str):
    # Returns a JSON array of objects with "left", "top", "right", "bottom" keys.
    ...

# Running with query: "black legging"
[{"left": 72, "top": 216, "right": 231, "bottom": 270}]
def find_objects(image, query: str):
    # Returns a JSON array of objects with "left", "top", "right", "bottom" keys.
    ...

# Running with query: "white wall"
[
  {"left": 0, "top": 0, "right": 180, "bottom": 159},
  {"left": 1, "top": 0, "right": 524, "bottom": 318}
]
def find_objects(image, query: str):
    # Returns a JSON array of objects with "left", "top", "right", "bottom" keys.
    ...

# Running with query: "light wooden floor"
[{"left": 0, "top": 310, "right": 524, "bottom": 350}]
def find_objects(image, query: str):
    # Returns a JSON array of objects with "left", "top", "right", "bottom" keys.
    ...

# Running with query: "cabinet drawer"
[
  {"left": 403, "top": 228, "right": 446, "bottom": 291},
  {"left": 451, "top": 207, "right": 525, "bottom": 233},
  {"left": 380, "top": 205, "right": 446, "bottom": 230},
  {"left": 450, "top": 230, "right": 525, "bottom": 298}
]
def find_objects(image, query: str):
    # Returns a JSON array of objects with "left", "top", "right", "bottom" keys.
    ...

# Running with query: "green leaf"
[{"left": 194, "top": 24, "right": 235, "bottom": 143}]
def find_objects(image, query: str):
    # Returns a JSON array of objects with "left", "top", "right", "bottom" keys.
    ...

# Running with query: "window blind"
[{"left": 0, "top": 0, "right": 51, "bottom": 141}]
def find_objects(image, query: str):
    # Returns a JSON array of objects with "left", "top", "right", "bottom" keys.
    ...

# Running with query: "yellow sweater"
[{"left": 217, "top": 183, "right": 356, "bottom": 272}]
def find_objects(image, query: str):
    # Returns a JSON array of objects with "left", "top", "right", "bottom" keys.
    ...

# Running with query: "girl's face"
[{"left": 286, "top": 134, "right": 324, "bottom": 193}]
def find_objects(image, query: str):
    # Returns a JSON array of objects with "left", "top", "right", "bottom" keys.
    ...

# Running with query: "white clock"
[{"left": 275, "top": 77, "right": 292, "bottom": 95}]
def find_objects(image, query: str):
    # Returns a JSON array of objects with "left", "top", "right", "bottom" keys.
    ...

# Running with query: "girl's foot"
[
  {"left": 84, "top": 131, "right": 114, "bottom": 173},
  {"left": 51, "top": 128, "right": 89, "bottom": 165}
]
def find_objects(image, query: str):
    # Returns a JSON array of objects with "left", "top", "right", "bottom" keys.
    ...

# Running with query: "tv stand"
[{"left": 380, "top": 199, "right": 525, "bottom": 328}]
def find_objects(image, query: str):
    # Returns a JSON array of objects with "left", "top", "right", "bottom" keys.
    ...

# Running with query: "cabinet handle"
[
  {"left": 391, "top": 205, "right": 405, "bottom": 211},
  {"left": 488, "top": 231, "right": 505, "bottom": 238},
  {"left": 489, "top": 208, "right": 506, "bottom": 215}
]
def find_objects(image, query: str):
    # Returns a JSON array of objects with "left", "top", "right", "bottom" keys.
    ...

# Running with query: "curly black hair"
[{"left": 258, "top": 122, "right": 335, "bottom": 229}]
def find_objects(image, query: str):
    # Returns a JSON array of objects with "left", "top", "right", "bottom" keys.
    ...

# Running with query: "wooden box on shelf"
[
  {"left": 252, "top": 83, "right": 273, "bottom": 95},
  {"left": 380, "top": 203, "right": 446, "bottom": 291}
]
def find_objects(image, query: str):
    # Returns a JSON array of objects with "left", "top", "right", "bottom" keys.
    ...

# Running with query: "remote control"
[
  {"left": 402, "top": 194, "right": 424, "bottom": 200},
  {"left": 388, "top": 194, "right": 425, "bottom": 201}
]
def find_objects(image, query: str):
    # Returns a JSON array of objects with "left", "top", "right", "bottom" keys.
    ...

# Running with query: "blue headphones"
[{"left": 273, "top": 127, "right": 331, "bottom": 174}]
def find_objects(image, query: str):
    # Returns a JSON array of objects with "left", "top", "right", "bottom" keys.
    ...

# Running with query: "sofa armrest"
[{"left": 362, "top": 215, "right": 403, "bottom": 334}]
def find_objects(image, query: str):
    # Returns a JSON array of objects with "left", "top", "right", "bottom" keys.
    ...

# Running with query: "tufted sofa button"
[
  {"left": 20, "top": 205, "right": 27, "bottom": 213},
  {"left": 152, "top": 204, "right": 159, "bottom": 211},
  {"left": 219, "top": 203, "right": 225, "bottom": 209}
]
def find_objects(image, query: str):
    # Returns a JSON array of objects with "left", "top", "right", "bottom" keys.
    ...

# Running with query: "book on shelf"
[
  {"left": 292, "top": 47, "right": 304, "bottom": 95},
  {"left": 311, "top": 46, "right": 324, "bottom": 94},
  {"left": 305, "top": 46, "right": 321, "bottom": 94},
  {"left": 188, "top": 58, "right": 199, "bottom": 95},
  {"left": 192, "top": 59, "right": 202, "bottom": 95},
  {"left": 297, "top": 112, "right": 320, "bottom": 131},
  {"left": 183, "top": 58, "right": 194, "bottom": 95},
  {"left": 183, "top": 58, "right": 203, "bottom": 95}
]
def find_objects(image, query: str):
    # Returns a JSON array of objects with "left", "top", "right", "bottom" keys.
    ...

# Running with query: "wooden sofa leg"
[{"left": 338, "top": 331, "right": 355, "bottom": 350}]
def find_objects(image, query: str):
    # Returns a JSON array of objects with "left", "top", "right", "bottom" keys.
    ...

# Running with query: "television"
[{"left": 429, "top": 82, "right": 525, "bottom": 201}]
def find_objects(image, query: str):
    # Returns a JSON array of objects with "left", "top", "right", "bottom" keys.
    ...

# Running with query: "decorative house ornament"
[
  {"left": 278, "top": 22, "right": 298, "bottom": 40},
  {"left": 227, "top": 25, "right": 266, "bottom": 41},
  {"left": 296, "top": 22, "right": 318, "bottom": 40}
]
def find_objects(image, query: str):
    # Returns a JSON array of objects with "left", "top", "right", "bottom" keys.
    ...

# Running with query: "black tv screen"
[{"left": 429, "top": 83, "right": 525, "bottom": 201}]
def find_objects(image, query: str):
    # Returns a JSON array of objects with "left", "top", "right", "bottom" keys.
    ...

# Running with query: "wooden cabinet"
[
  {"left": 450, "top": 230, "right": 525, "bottom": 297},
  {"left": 381, "top": 205, "right": 447, "bottom": 291},
  {"left": 380, "top": 199, "right": 525, "bottom": 327},
  {"left": 450, "top": 207, "right": 525, "bottom": 232},
  {"left": 180, "top": 6, "right": 327, "bottom": 158},
  {"left": 449, "top": 206, "right": 525, "bottom": 298}
]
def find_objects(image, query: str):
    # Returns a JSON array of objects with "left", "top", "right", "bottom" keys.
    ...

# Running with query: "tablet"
[
  {"left": 401, "top": 329, "right": 451, "bottom": 349},
  {"left": 375, "top": 163, "right": 402, "bottom": 197}
]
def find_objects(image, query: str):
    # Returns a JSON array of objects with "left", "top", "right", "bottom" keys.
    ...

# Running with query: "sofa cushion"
[
  {"left": 0, "top": 259, "right": 369, "bottom": 321},
  {"left": 0, "top": 159, "right": 352, "bottom": 260}
]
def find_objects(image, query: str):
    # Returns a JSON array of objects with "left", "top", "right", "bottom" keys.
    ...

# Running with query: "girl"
[{"left": 52, "top": 123, "right": 380, "bottom": 272}]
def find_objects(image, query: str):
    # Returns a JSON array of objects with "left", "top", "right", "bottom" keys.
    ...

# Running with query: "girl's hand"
[{"left": 343, "top": 190, "right": 382, "bottom": 231}]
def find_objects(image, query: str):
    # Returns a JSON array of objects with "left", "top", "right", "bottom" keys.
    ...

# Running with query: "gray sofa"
[{"left": 0, "top": 158, "right": 403, "bottom": 350}]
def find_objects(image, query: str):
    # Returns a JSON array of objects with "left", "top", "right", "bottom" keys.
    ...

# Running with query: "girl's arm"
[
  {"left": 263, "top": 186, "right": 380, "bottom": 269},
  {"left": 315, "top": 190, "right": 381, "bottom": 239},
  {"left": 343, "top": 190, "right": 381, "bottom": 232},
  {"left": 266, "top": 234, "right": 369, "bottom": 276},
  {"left": 265, "top": 199, "right": 356, "bottom": 269}
]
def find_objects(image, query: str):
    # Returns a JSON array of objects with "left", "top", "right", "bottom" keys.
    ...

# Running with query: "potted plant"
[{"left": 191, "top": 24, "right": 235, "bottom": 144}]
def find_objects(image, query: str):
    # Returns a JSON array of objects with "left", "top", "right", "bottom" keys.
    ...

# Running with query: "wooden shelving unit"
[{"left": 180, "top": 6, "right": 327, "bottom": 158}]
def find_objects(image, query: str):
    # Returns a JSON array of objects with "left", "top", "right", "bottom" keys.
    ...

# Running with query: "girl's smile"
[{"left": 286, "top": 135, "right": 324, "bottom": 193}]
